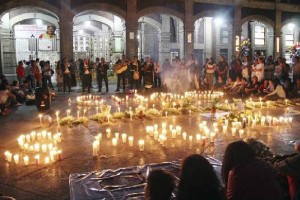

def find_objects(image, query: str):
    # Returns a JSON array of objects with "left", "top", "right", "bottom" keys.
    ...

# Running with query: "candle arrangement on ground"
[
  {"left": 4, "top": 131, "right": 62, "bottom": 166},
  {"left": 76, "top": 95, "right": 103, "bottom": 106}
]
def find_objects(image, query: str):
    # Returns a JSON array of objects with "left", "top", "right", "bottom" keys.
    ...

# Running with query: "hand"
[{"left": 262, "top": 96, "right": 266, "bottom": 101}]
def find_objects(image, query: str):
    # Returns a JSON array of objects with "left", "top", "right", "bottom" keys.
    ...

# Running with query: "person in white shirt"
[
  {"left": 263, "top": 79, "right": 286, "bottom": 101},
  {"left": 252, "top": 56, "right": 264, "bottom": 82}
]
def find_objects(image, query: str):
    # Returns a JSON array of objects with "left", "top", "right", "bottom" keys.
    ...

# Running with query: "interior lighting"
[
  {"left": 288, "top": 23, "right": 295, "bottom": 30},
  {"left": 214, "top": 18, "right": 223, "bottom": 26},
  {"left": 85, "top": 21, "right": 91, "bottom": 26},
  {"left": 36, "top": 19, "right": 43, "bottom": 26}
]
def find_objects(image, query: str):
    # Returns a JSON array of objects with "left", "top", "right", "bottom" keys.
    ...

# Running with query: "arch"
[
  {"left": 9, "top": 13, "right": 59, "bottom": 29},
  {"left": 138, "top": 6, "right": 184, "bottom": 23},
  {"left": 72, "top": 3, "right": 126, "bottom": 20},
  {"left": 0, "top": 1, "right": 60, "bottom": 20},
  {"left": 282, "top": 18, "right": 300, "bottom": 28},
  {"left": 241, "top": 15, "right": 274, "bottom": 29},
  {"left": 74, "top": 14, "right": 114, "bottom": 30},
  {"left": 193, "top": 10, "right": 233, "bottom": 24},
  {"left": 139, "top": 16, "right": 161, "bottom": 32}
]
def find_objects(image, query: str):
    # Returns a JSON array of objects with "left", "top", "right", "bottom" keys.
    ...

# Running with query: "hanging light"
[{"left": 36, "top": 19, "right": 43, "bottom": 26}]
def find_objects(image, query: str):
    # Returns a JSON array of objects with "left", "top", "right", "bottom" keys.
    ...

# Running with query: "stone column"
[
  {"left": 184, "top": 0, "right": 194, "bottom": 58},
  {"left": 233, "top": 6, "right": 242, "bottom": 58},
  {"left": 159, "top": 15, "right": 171, "bottom": 63},
  {"left": 60, "top": 0, "right": 74, "bottom": 60},
  {"left": 0, "top": 20, "right": 3, "bottom": 75},
  {"left": 204, "top": 18, "right": 213, "bottom": 59},
  {"left": 126, "top": 0, "right": 138, "bottom": 60},
  {"left": 275, "top": 10, "right": 282, "bottom": 58}
]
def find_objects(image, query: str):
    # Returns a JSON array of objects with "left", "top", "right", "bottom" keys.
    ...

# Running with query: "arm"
[
  {"left": 272, "top": 154, "right": 300, "bottom": 176},
  {"left": 265, "top": 86, "right": 279, "bottom": 97}
]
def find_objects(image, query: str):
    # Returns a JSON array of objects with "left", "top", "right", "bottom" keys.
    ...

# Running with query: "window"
[
  {"left": 254, "top": 25, "right": 265, "bottom": 45},
  {"left": 220, "top": 28, "right": 229, "bottom": 44},
  {"left": 285, "top": 34, "right": 294, "bottom": 47}
]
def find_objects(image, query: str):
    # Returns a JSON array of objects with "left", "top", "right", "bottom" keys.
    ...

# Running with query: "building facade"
[{"left": 0, "top": 0, "right": 299, "bottom": 78}]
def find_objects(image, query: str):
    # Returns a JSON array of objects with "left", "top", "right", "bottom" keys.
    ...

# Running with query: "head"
[
  {"left": 177, "top": 154, "right": 221, "bottom": 200},
  {"left": 96, "top": 57, "right": 100, "bottom": 62},
  {"left": 46, "top": 25, "right": 56, "bottom": 36},
  {"left": 252, "top": 76, "right": 258, "bottom": 83},
  {"left": 220, "top": 55, "right": 225, "bottom": 62},
  {"left": 18, "top": 61, "right": 23, "bottom": 66},
  {"left": 208, "top": 57, "right": 214, "bottom": 64},
  {"left": 241, "top": 77, "right": 247, "bottom": 84},
  {"left": 145, "top": 170, "right": 175, "bottom": 200},
  {"left": 258, "top": 56, "right": 264, "bottom": 64},
  {"left": 221, "top": 141, "right": 255, "bottom": 185},
  {"left": 23, "top": 80, "right": 29, "bottom": 88},
  {"left": 277, "top": 57, "right": 283, "bottom": 64},
  {"left": 263, "top": 79, "right": 269, "bottom": 86},
  {"left": 236, "top": 75, "right": 241, "bottom": 82},
  {"left": 12, "top": 80, "right": 19, "bottom": 87}
]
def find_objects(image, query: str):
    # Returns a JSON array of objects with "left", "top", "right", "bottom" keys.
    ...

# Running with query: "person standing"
[
  {"left": 242, "top": 56, "right": 252, "bottom": 82},
  {"left": 16, "top": 61, "right": 25, "bottom": 83},
  {"left": 115, "top": 55, "right": 127, "bottom": 92},
  {"left": 96, "top": 57, "right": 109, "bottom": 93},
  {"left": 56, "top": 61, "right": 63, "bottom": 92},
  {"left": 62, "top": 58, "right": 71, "bottom": 93},
  {"left": 252, "top": 56, "right": 264, "bottom": 83},
  {"left": 153, "top": 60, "right": 162, "bottom": 88},
  {"left": 129, "top": 56, "right": 140, "bottom": 89},
  {"left": 205, "top": 58, "right": 216, "bottom": 90},
  {"left": 216, "top": 55, "right": 229, "bottom": 84},
  {"left": 42, "top": 61, "right": 53, "bottom": 89},
  {"left": 293, "top": 57, "right": 300, "bottom": 82},
  {"left": 32, "top": 60, "right": 42, "bottom": 89},
  {"left": 82, "top": 58, "right": 92, "bottom": 93},
  {"left": 264, "top": 55, "right": 275, "bottom": 80}
]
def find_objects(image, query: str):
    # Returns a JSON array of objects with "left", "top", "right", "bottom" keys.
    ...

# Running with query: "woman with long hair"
[
  {"left": 222, "top": 141, "right": 283, "bottom": 200},
  {"left": 177, "top": 154, "right": 225, "bottom": 200}
]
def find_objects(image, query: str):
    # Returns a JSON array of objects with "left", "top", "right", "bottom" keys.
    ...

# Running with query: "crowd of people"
[{"left": 144, "top": 140, "right": 300, "bottom": 200}]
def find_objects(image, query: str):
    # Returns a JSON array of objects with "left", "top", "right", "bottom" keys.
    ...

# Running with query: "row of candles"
[
  {"left": 92, "top": 128, "right": 145, "bottom": 157},
  {"left": 4, "top": 131, "right": 62, "bottom": 166}
]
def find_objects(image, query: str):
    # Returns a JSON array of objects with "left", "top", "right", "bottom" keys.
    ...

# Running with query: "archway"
[
  {"left": 0, "top": 7, "right": 60, "bottom": 77},
  {"left": 241, "top": 16, "right": 274, "bottom": 60},
  {"left": 194, "top": 16, "right": 233, "bottom": 66},
  {"left": 137, "top": 14, "right": 184, "bottom": 64},
  {"left": 73, "top": 10, "right": 125, "bottom": 63}
]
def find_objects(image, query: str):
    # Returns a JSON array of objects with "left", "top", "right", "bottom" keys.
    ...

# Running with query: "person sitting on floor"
[
  {"left": 177, "top": 154, "right": 226, "bottom": 200},
  {"left": 223, "top": 76, "right": 234, "bottom": 91},
  {"left": 144, "top": 170, "right": 175, "bottom": 200},
  {"left": 11, "top": 80, "right": 26, "bottom": 103},
  {"left": 258, "top": 79, "right": 269, "bottom": 96},
  {"left": 214, "top": 75, "right": 224, "bottom": 90},
  {"left": 0, "top": 81, "right": 20, "bottom": 115},
  {"left": 244, "top": 76, "right": 260, "bottom": 97},
  {"left": 272, "top": 141, "right": 300, "bottom": 200},
  {"left": 221, "top": 141, "right": 283, "bottom": 200},
  {"left": 263, "top": 79, "right": 286, "bottom": 101},
  {"left": 230, "top": 77, "right": 247, "bottom": 97}
]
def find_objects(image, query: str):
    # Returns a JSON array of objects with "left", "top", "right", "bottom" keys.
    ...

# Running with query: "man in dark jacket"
[
  {"left": 96, "top": 57, "right": 109, "bottom": 93},
  {"left": 273, "top": 141, "right": 300, "bottom": 200}
]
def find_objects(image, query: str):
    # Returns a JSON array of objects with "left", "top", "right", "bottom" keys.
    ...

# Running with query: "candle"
[
  {"left": 231, "top": 127, "right": 237, "bottom": 136},
  {"left": 196, "top": 134, "right": 201, "bottom": 143},
  {"left": 37, "top": 132, "right": 42, "bottom": 140},
  {"left": 288, "top": 117, "right": 293, "bottom": 123},
  {"left": 106, "top": 128, "right": 111, "bottom": 138},
  {"left": 138, "top": 139, "right": 145, "bottom": 151},
  {"left": 112, "top": 138, "right": 118, "bottom": 147},
  {"left": 83, "top": 109, "right": 87, "bottom": 117},
  {"left": 176, "top": 126, "right": 182, "bottom": 135},
  {"left": 45, "top": 157, "right": 50, "bottom": 164},
  {"left": 222, "top": 125, "right": 227, "bottom": 134},
  {"left": 42, "top": 144, "right": 47, "bottom": 152},
  {"left": 115, "top": 132, "right": 120, "bottom": 139},
  {"left": 35, "top": 154, "right": 40, "bottom": 166},
  {"left": 162, "top": 122, "right": 167, "bottom": 129},
  {"left": 154, "top": 124, "right": 158, "bottom": 131},
  {"left": 121, "top": 133, "right": 127, "bottom": 143},
  {"left": 18, "top": 137, "right": 25, "bottom": 149},
  {"left": 171, "top": 129, "right": 176, "bottom": 139},
  {"left": 30, "top": 131, "right": 36, "bottom": 141},
  {"left": 26, "top": 134, "right": 31, "bottom": 143},
  {"left": 48, "top": 143, "right": 53, "bottom": 151},
  {"left": 47, "top": 132, "right": 52, "bottom": 140},
  {"left": 169, "top": 125, "right": 173, "bottom": 131},
  {"left": 77, "top": 110, "right": 80, "bottom": 119},
  {"left": 42, "top": 131, "right": 47, "bottom": 140},
  {"left": 92, "top": 140, "right": 99, "bottom": 157},
  {"left": 285, "top": 99, "right": 288, "bottom": 106},
  {"left": 24, "top": 143, "right": 29, "bottom": 151},
  {"left": 189, "top": 136, "right": 193, "bottom": 142},
  {"left": 34, "top": 143, "right": 40, "bottom": 152},
  {"left": 29, "top": 145, "right": 34, "bottom": 151},
  {"left": 4, "top": 151, "right": 12, "bottom": 162},
  {"left": 13, "top": 154, "right": 19, "bottom": 164},
  {"left": 128, "top": 136, "right": 134, "bottom": 146},
  {"left": 67, "top": 109, "right": 71, "bottom": 117},
  {"left": 39, "top": 114, "right": 43, "bottom": 126},
  {"left": 182, "top": 132, "right": 187, "bottom": 140},
  {"left": 210, "top": 132, "right": 216, "bottom": 143},
  {"left": 239, "top": 129, "right": 245, "bottom": 138},
  {"left": 23, "top": 155, "right": 29, "bottom": 166}
]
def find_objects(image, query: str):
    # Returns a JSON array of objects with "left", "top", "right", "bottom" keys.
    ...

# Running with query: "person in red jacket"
[
  {"left": 222, "top": 141, "right": 283, "bottom": 200},
  {"left": 273, "top": 141, "right": 300, "bottom": 200},
  {"left": 16, "top": 61, "right": 25, "bottom": 83}
]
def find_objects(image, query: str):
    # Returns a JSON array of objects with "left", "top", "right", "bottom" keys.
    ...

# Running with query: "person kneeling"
[{"left": 263, "top": 79, "right": 286, "bottom": 101}]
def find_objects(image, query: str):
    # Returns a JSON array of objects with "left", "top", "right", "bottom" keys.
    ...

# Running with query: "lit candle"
[
  {"left": 35, "top": 154, "right": 40, "bottom": 166},
  {"left": 56, "top": 111, "right": 59, "bottom": 125},
  {"left": 176, "top": 126, "right": 182, "bottom": 135},
  {"left": 189, "top": 135, "right": 193, "bottom": 142},
  {"left": 45, "top": 157, "right": 50, "bottom": 164},
  {"left": 112, "top": 138, "right": 118, "bottom": 147},
  {"left": 30, "top": 131, "right": 36, "bottom": 141},
  {"left": 169, "top": 125, "right": 173, "bottom": 131},
  {"left": 239, "top": 129, "right": 244, "bottom": 138},
  {"left": 42, "top": 131, "right": 47, "bottom": 140},
  {"left": 154, "top": 124, "right": 158, "bottom": 131},
  {"left": 83, "top": 109, "right": 87, "bottom": 117},
  {"left": 13, "top": 154, "right": 19, "bottom": 164},
  {"left": 77, "top": 110, "right": 80, "bottom": 119},
  {"left": 42, "top": 144, "right": 47, "bottom": 152},
  {"left": 4, "top": 151, "right": 12, "bottom": 162},
  {"left": 128, "top": 136, "right": 134, "bottom": 146},
  {"left": 47, "top": 132, "right": 52, "bottom": 140},
  {"left": 288, "top": 117, "right": 293, "bottom": 123},
  {"left": 34, "top": 143, "right": 40, "bottom": 152},
  {"left": 285, "top": 99, "right": 288, "bottom": 106},
  {"left": 48, "top": 143, "right": 53, "bottom": 151},
  {"left": 162, "top": 122, "right": 167, "bottom": 129},
  {"left": 171, "top": 129, "right": 176, "bottom": 139},
  {"left": 231, "top": 127, "right": 237, "bottom": 136},
  {"left": 18, "top": 137, "right": 25, "bottom": 149},
  {"left": 196, "top": 134, "right": 201, "bottom": 143},
  {"left": 92, "top": 140, "right": 99, "bottom": 157},
  {"left": 39, "top": 114, "right": 43, "bottom": 126},
  {"left": 106, "top": 128, "right": 111, "bottom": 138},
  {"left": 154, "top": 131, "right": 159, "bottom": 140},
  {"left": 24, "top": 143, "right": 29, "bottom": 151},
  {"left": 23, "top": 155, "right": 29, "bottom": 166},
  {"left": 26, "top": 134, "right": 31, "bottom": 143},
  {"left": 122, "top": 133, "right": 127, "bottom": 143},
  {"left": 138, "top": 140, "right": 145, "bottom": 151},
  {"left": 182, "top": 132, "right": 187, "bottom": 140},
  {"left": 115, "top": 132, "right": 119, "bottom": 139},
  {"left": 222, "top": 125, "right": 227, "bottom": 134}
]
